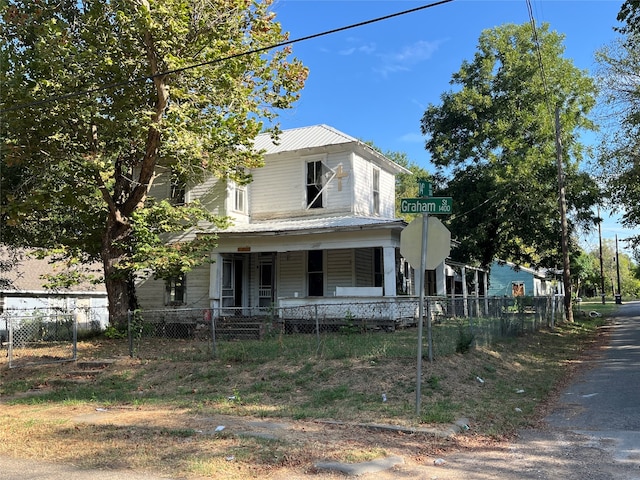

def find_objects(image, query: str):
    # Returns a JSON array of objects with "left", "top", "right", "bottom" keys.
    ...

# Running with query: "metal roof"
[
  {"left": 254, "top": 125, "right": 356, "bottom": 154},
  {"left": 210, "top": 215, "right": 406, "bottom": 236},
  {"left": 254, "top": 125, "right": 411, "bottom": 175}
]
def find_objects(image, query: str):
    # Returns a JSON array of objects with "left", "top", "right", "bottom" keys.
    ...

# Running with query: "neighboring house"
[
  {"left": 0, "top": 249, "right": 109, "bottom": 333},
  {"left": 136, "top": 125, "right": 454, "bottom": 321},
  {"left": 487, "top": 261, "right": 559, "bottom": 297}
]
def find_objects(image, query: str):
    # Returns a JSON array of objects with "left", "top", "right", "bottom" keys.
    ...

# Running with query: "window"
[
  {"left": 170, "top": 172, "right": 186, "bottom": 205},
  {"left": 166, "top": 275, "right": 186, "bottom": 305},
  {"left": 374, "top": 247, "right": 383, "bottom": 288},
  {"left": 512, "top": 282, "right": 525, "bottom": 297},
  {"left": 232, "top": 183, "right": 246, "bottom": 213},
  {"left": 307, "top": 250, "right": 324, "bottom": 296},
  {"left": 372, "top": 168, "right": 380, "bottom": 215},
  {"left": 306, "top": 161, "right": 324, "bottom": 209}
]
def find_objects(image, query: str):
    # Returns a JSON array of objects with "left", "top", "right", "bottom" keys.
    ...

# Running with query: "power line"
[
  {"left": 525, "top": 0, "right": 552, "bottom": 114},
  {"left": 0, "top": 0, "right": 454, "bottom": 114}
]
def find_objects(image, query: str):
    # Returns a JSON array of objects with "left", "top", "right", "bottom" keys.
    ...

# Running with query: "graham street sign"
[{"left": 400, "top": 197, "right": 453, "bottom": 215}]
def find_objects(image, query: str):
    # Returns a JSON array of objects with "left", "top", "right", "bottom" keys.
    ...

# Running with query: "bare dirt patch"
[{"left": 0, "top": 321, "right": 609, "bottom": 479}]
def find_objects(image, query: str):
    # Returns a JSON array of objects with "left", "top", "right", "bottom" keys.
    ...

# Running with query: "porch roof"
[{"left": 212, "top": 215, "right": 406, "bottom": 237}]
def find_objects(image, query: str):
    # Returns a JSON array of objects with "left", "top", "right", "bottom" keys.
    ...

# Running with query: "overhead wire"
[
  {"left": 0, "top": 0, "right": 454, "bottom": 114},
  {"left": 526, "top": 0, "right": 552, "bottom": 115}
]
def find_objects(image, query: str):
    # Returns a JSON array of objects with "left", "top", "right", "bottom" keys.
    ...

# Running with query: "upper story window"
[
  {"left": 372, "top": 167, "right": 380, "bottom": 215},
  {"left": 306, "top": 160, "right": 325, "bottom": 209},
  {"left": 170, "top": 172, "right": 186, "bottom": 205},
  {"left": 231, "top": 182, "right": 246, "bottom": 213}
]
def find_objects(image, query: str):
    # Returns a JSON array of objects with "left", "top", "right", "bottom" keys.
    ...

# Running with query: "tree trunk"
[{"left": 102, "top": 213, "right": 139, "bottom": 329}]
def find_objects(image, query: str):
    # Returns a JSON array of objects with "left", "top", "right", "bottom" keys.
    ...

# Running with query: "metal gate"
[{"left": 5, "top": 311, "right": 77, "bottom": 368}]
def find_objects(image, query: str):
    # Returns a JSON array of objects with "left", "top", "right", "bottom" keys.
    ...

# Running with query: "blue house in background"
[{"left": 487, "top": 261, "right": 558, "bottom": 297}]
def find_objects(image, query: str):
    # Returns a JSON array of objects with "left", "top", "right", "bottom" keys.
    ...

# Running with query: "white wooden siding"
[
  {"left": 250, "top": 152, "right": 353, "bottom": 220},
  {"left": 189, "top": 175, "right": 226, "bottom": 216},
  {"left": 185, "top": 263, "right": 211, "bottom": 308},
  {"left": 251, "top": 154, "right": 306, "bottom": 218},
  {"left": 135, "top": 271, "right": 165, "bottom": 309},
  {"left": 326, "top": 249, "right": 353, "bottom": 293},
  {"left": 147, "top": 171, "right": 170, "bottom": 200},
  {"left": 352, "top": 155, "right": 370, "bottom": 216},
  {"left": 136, "top": 263, "right": 210, "bottom": 310},
  {"left": 379, "top": 168, "right": 396, "bottom": 218},
  {"left": 277, "top": 251, "right": 304, "bottom": 297},
  {"left": 351, "top": 155, "right": 397, "bottom": 218},
  {"left": 355, "top": 248, "right": 374, "bottom": 286}
]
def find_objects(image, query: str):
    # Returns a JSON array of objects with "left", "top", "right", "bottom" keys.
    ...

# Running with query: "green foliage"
[
  {"left": 420, "top": 23, "right": 599, "bottom": 268},
  {"left": 455, "top": 323, "right": 475, "bottom": 354},
  {"left": 595, "top": 14, "right": 640, "bottom": 256},
  {"left": 385, "top": 150, "right": 433, "bottom": 221},
  {"left": 1, "top": 0, "right": 308, "bottom": 315},
  {"left": 617, "top": 0, "right": 640, "bottom": 35},
  {"left": 104, "top": 325, "right": 127, "bottom": 340}
]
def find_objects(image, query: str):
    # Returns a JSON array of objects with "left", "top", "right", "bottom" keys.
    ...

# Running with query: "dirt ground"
[
  {"left": 3, "top": 400, "right": 637, "bottom": 480},
  {"left": 3, "top": 321, "right": 637, "bottom": 479}
]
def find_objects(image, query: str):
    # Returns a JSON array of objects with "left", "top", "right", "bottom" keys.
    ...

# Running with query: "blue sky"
[{"left": 270, "top": 0, "right": 635, "bottom": 255}]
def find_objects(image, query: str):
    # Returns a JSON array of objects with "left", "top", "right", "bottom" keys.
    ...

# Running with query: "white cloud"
[
  {"left": 399, "top": 132, "right": 424, "bottom": 143},
  {"left": 338, "top": 37, "right": 377, "bottom": 56},
  {"left": 375, "top": 39, "right": 444, "bottom": 77}
]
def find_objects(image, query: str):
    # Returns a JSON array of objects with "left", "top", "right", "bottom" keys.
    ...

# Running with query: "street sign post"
[{"left": 399, "top": 189, "right": 453, "bottom": 415}]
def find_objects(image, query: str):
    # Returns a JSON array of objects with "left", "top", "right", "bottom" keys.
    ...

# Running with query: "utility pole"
[
  {"left": 615, "top": 235, "right": 622, "bottom": 304},
  {"left": 554, "top": 107, "right": 573, "bottom": 322},
  {"left": 598, "top": 208, "right": 605, "bottom": 304}
]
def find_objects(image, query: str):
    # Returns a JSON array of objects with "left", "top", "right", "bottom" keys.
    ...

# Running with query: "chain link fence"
[
  {"left": 127, "top": 295, "right": 565, "bottom": 360},
  {"left": 3, "top": 311, "right": 76, "bottom": 368},
  {"left": 1, "top": 307, "right": 107, "bottom": 368}
]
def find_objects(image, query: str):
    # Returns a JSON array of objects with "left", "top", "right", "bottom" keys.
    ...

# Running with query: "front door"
[
  {"left": 258, "top": 255, "right": 275, "bottom": 308},
  {"left": 221, "top": 256, "right": 245, "bottom": 313}
]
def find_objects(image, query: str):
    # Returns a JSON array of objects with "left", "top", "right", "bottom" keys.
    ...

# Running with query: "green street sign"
[
  {"left": 418, "top": 180, "right": 432, "bottom": 198},
  {"left": 400, "top": 197, "right": 453, "bottom": 215}
]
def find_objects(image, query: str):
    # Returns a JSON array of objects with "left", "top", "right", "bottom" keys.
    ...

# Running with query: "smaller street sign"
[
  {"left": 418, "top": 180, "right": 432, "bottom": 198},
  {"left": 400, "top": 197, "right": 453, "bottom": 215}
]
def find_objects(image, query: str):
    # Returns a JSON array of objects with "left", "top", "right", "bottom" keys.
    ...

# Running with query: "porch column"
[
  {"left": 462, "top": 266, "right": 469, "bottom": 316},
  {"left": 383, "top": 246, "right": 396, "bottom": 296},
  {"left": 209, "top": 253, "right": 222, "bottom": 310},
  {"left": 474, "top": 269, "right": 480, "bottom": 317},
  {"left": 483, "top": 270, "right": 489, "bottom": 315}
]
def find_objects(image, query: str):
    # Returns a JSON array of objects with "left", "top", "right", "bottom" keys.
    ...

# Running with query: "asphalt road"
[
  {"left": 435, "top": 300, "right": 640, "bottom": 480},
  {"left": 544, "top": 300, "right": 640, "bottom": 469}
]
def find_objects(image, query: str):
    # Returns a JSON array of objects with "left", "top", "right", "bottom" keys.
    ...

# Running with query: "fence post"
[
  {"left": 7, "top": 315, "right": 14, "bottom": 367},
  {"left": 426, "top": 299, "right": 433, "bottom": 363},
  {"left": 314, "top": 305, "right": 320, "bottom": 351},
  {"left": 210, "top": 308, "right": 217, "bottom": 359},
  {"left": 72, "top": 309, "right": 78, "bottom": 361}
]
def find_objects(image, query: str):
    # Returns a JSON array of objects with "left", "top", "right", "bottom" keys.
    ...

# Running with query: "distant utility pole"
[
  {"left": 598, "top": 208, "right": 605, "bottom": 304},
  {"left": 615, "top": 235, "right": 622, "bottom": 303},
  {"left": 554, "top": 107, "right": 573, "bottom": 322}
]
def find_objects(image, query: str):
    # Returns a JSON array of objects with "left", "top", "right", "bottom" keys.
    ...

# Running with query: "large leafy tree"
[
  {"left": 421, "top": 23, "right": 599, "bottom": 270},
  {"left": 1, "top": 0, "right": 307, "bottom": 325},
  {"left": 595, "top": 1, "right": 640, "bottom": 254}
]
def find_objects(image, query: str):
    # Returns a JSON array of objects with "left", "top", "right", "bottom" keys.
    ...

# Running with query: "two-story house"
[{"left": 136, "top": 125, "right": 451, "bottom": 322}]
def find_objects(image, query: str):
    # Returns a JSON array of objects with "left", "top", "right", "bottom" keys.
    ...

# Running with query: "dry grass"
[{"left": 0, "top": 318, "right": 607, "bottom": 479}]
